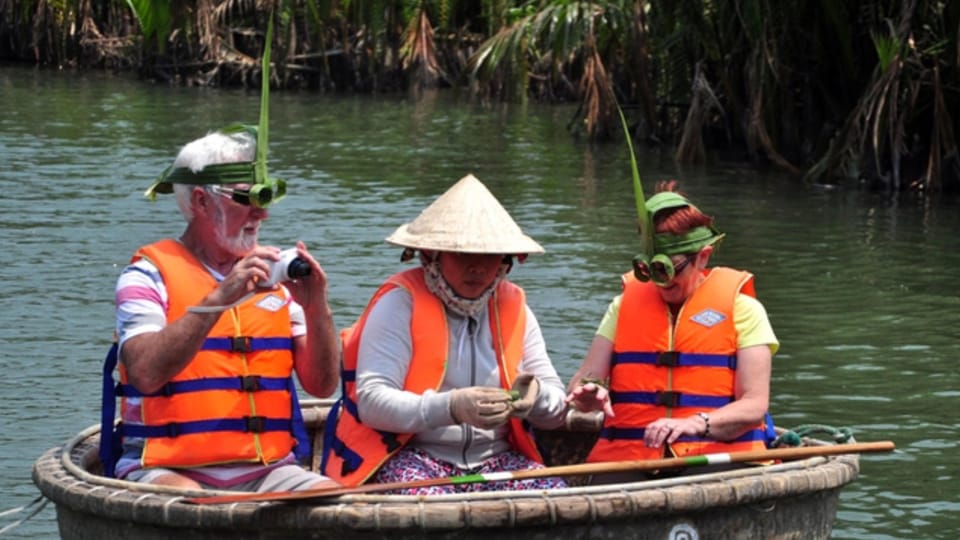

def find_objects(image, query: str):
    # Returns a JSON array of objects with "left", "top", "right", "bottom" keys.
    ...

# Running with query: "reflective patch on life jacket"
[
  {"left": 690, "top": 308, "right": 726, "bottom": 327},
  {"left": 256, "top": 293, "right": 288, "bottom": 312}
]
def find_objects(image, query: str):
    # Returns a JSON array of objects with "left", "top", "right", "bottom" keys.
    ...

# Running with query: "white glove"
[{"left": 449, "top": 386, "right": 512, "bottom": 429}]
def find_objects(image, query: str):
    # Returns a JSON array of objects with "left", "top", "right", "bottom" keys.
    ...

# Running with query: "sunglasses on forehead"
[{"left": 209, "top": 184, "right": 275, "bottom": 208}]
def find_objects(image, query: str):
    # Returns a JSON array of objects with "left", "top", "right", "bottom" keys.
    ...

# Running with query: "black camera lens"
[{"left": 286, "top": 258, "right": 311, "bottom": 279}]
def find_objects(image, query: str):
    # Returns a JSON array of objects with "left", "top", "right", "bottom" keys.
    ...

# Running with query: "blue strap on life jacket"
[
  {"left": 119, "top": 417, "right": 293, "bottom": 438},
  {"left": 287, "top": 378, "right": 310, "bottom": 462},
  {"left": 100, "top": 334, "right": 307, "bottom": 476},
  {"left": 321, "top": 392, "right": 405, "bottom": 478},
  {"left": 320, "top": 397, "right": 364, "bottom": 477},
  {"left": 99, "top": 343, "right": 122, "bottom": 478},
  {"left": 319, "top": 398, "right": 340, "bottom": 474},
  {"left": 336, "top": 394, "right": 402, "bottom": 455},
  {"left": 335, "top": 395, "right": 368, "bottom": 475},
  {"left": 200, "top": 336, "right": 293, "bottom": 352},
  {"left": 116, "top": 376, "right": 292, "bottom": 398},
  {"left": 610, "top": 390, "right": 733, "bottom": 409},
  {"left": 599, "top": 426, "right": 768, "bottom": 444},
  {"left": 763, "top": 412, "right": 777, "bottom": 447},
  {"left": 612, "top": 351, "right": 737, "bottom": 369}
]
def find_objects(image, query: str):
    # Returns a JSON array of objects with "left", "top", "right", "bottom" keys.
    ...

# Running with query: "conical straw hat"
[{"left": 385, "top": 174, "right": 544, "bottom": 254}]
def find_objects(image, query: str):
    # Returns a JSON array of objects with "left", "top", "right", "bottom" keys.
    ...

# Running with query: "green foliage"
[
  {"left": 872, "top": 24, "right": 903, "bottom": 72},
  {"left": 126, "top": 0, "right": 172, "bottom": 51},
  {"left": 469, "top": 1, "right": 637, "bottom": 138},
  {"left": 8, "top": 0, "right": 958, "bottom": 192}
]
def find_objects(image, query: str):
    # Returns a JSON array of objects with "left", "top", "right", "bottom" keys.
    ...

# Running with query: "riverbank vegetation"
[{"left": 2, "top": 1, "right": 957, "bottom": 193}]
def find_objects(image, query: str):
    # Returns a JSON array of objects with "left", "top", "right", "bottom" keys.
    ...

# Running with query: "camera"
[{"left": 262, "top": 248, "right": 311, "bottom": 287}]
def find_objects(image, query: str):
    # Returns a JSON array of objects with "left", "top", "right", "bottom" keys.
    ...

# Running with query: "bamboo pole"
[{"left": 186, "top": 440, "right": 895, "bottom": 505}]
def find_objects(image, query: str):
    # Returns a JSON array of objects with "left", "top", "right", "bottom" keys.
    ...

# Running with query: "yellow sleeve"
[
  {"left": 598, "top": 293, "right": 778, "bottom": 355},
  {"left": 734, "top": 294, "right": 779, "bottom": 355},
  {"left": 595, "top": 294, "right": 623, "bottom": 341}
]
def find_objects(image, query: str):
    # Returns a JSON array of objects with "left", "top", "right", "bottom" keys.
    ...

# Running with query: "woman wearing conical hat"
[
  {"left": 565, "top": 180, "right": 779, "bottom": 475},
  {"left": 321, "top": 175, "right": 569, "bottom": 493}
]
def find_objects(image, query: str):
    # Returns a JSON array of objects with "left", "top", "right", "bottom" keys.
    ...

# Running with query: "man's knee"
[{"left": 129, "top": 468, "right": 202, "bottom": 489}]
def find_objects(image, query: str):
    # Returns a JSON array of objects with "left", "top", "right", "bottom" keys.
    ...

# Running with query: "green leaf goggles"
[
  {"left": 633, "top": 253, "right": 694, "bottom": 285},
  {"left": 631, "top": 228, "right": 724, "bottom": 284},
  {"left": 209, "top": 183, "right": 284, "bottom": 209},
  {"left": 631, "top": 193, "right": 725, "bottom": 285}
]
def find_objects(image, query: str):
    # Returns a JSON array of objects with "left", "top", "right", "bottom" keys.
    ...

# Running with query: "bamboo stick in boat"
[{"left": 186, "top": 440, "right": 895, "bottom": 505}]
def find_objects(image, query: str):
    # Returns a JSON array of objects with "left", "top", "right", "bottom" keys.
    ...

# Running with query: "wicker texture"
[{"left": 33, "top": 401, "right": 860, "bottom": 540}]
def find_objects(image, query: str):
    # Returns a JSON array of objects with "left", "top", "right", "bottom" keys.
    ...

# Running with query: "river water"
[{"left": 0, "top": 64, "right": 957, "bottom": 539}]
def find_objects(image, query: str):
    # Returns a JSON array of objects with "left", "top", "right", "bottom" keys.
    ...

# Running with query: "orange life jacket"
[
  {"left": 587, "top": 267, "right": 769, "bottom": 462},
  {"left": 321, "top": 267, "right": 543, "bottom": 486},
  {"left": 114, "top": 239, "right": 303, "bottom": 469}
]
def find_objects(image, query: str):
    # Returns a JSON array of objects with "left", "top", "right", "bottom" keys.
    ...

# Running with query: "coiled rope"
[{"left": 773, "top": 424, "right": 854, "bottom": 448}]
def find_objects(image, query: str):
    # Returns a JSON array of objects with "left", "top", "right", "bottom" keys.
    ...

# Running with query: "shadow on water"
[{"left": 1, "top": 64, "right": 957, "bottom": 539}]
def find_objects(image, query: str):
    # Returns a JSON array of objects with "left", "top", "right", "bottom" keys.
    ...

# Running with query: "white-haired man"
[{"left": 101, "top": 126, "right": 339, "bottom": 492}]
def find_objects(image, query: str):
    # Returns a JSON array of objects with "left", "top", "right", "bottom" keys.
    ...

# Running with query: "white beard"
[{"left": 211, "top": 197, "right": 258, "bottom": 256}]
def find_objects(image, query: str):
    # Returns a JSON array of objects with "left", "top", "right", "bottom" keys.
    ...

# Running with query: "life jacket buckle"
[
  {"left": 165, "top": 422, "right": 181, "bottom": 438},
  {"left": 727, "top": 355, "right": 737, "bottom": 370},
  {"left": 656, "top": 351, "right": 680, "bottom": 367},
  {"left": 656, "top": 391, "right": 681, "bottom": 407},
  {"left": 230, "top": 336, "right": 253, "bottom": 353},
  {"left": 240, "top": 375, "right": 261, "bottom": 391},
  {"left": 244, "top": 416, "right": 267, "bottom": 433}
]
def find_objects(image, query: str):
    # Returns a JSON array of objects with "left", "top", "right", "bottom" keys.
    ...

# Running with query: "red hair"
[{"left": 652, "top": 180, "right": 714, "bottom": 235}]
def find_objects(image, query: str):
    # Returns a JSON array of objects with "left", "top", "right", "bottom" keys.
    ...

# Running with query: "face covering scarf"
[{"left": 421, "top": 253, "right": 506, "bottom": 319}]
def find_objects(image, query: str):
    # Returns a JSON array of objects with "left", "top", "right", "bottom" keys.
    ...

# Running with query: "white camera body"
[{"left": 262, "top": 248, "right": 311, "bottom": 287}]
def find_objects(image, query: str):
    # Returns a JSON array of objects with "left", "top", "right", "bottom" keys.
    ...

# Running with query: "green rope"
[{"left": 772, "top": 424, "right": 854, "bottom": 447}]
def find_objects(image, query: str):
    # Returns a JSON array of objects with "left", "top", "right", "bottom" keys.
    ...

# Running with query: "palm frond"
[{"left": 125, "top": 0, "right": 172, "bottom": 50}]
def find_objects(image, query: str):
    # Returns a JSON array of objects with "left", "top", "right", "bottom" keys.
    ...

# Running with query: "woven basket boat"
[{"left": 33, "top": 399, "right": 859, "bottom": 540}]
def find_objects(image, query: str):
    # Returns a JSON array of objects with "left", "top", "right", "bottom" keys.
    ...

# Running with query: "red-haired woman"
[{"left": 566, "top": 181, "right": 778, "bottom": 473}]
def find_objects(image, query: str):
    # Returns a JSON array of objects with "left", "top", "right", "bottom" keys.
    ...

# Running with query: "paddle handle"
[{"left": 186, "top": 440, "right": 895, "bottom": 505}]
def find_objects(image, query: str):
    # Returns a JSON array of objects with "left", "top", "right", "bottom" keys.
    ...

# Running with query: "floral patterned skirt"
[{"left": 373, "top": 447, "right": 568, "bottom": 495}]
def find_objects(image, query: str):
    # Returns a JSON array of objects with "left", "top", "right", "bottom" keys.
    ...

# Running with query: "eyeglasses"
[
  {"left": 633, "top": 254, "right": 696, "bottom": 285},
  {"left": 670, "top": 256, "right": 694, "bottom": 276},
  {"left": 209, "top": 184, "right": 274, "bottom": 208}
]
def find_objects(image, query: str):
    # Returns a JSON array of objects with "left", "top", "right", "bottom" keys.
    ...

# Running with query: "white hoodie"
[{"left": 355, "top": 286, "right": 567, "bottom": 469}]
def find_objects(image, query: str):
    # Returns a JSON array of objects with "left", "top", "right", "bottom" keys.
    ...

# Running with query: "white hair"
[{"left": 171, "top": 130, "right": 257, "bottom": 221}]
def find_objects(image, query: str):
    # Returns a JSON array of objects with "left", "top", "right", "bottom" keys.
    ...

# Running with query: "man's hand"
[
  {"left": 280, "top": 241, "right": 330, "bottom": 311},
  {"left": 212, "top": 246, "right": 278, "bottom": 306},
  {"left": 449, "top": 387, "right": 512, "bottom": 429}
]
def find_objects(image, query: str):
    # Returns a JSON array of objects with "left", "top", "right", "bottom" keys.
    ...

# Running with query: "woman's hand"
[
  {"left": 509, "top": 373, "right": 540, "bottom": 418},
  {"left": 643, "top": 415, "right": 708, "bottom": 449},
  {"left": 564, "top": 382, "right": 614, "bottom": 417}
]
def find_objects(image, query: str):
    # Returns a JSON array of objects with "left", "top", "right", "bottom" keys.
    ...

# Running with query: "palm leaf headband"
[
  {"left": 143, "top": 16, "right": 285, "bottom": 205},
  {"left": 617, "top": 106, "right": 723, "bottom": 281}
]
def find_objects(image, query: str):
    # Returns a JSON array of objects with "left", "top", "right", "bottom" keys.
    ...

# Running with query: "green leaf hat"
[{"left": 143, "top": 16, "right": 285, "bottom": 206}]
